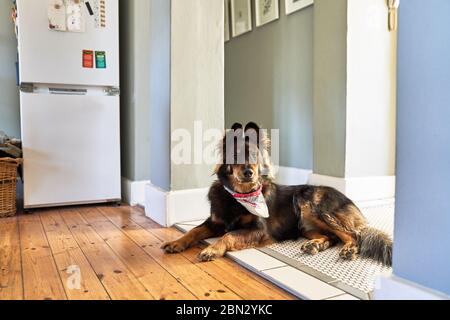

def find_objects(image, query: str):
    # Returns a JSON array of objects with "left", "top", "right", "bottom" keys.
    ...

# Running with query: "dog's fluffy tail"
[{"left": 358, "top": 227, "right": 393, "bottom": 266}]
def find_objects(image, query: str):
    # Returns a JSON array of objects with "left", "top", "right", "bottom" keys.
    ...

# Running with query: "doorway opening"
[{"left": 208, "top": 0, "right": 397, "bottom": 300}]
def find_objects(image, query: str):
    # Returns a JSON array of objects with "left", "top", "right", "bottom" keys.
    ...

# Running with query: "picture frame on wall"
[
  {"left": 231, "top": 0, "right": 252, "bottom": 38},
  {"left": 225, "top": 0, "right": 230, "bottom": 42},
  {"left": 285, "top": 0, "right": 313, "bottom": 15},
  {"left": 255, "top": 0, "right": 280, "bottom": 27}
]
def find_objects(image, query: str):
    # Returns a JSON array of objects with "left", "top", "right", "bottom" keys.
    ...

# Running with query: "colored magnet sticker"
[
  {"left": 95, "top": 51, "right": 106, "bottom": 69},
  {"left": 83, "top": 50, "right": 94, "bottom": 68}
]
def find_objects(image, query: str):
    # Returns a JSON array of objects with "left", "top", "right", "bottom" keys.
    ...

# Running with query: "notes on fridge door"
[
  {"left": 66, "top": 0, "right": 86, "bottom": 32},
  {"left": 48, "top": 0, "right": 67, "bottom": 31},
  {"left": 99, "top": 0, "right": 106, "bottom": 28},
  {"left": 48, "top": 0, "right": 86, "bottom": 32},
  {"left": 92, "top": 0, "right": 106, "bottom": 28}
]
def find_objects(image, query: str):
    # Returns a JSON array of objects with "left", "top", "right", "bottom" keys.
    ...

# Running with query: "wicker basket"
[{"left": 0, "top": 158, "right": 22, "bottom": 218}]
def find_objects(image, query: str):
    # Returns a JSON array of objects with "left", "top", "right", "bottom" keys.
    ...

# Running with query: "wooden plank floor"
[{"left": 0, "top": 205, "right": 295, "bottom": 300}]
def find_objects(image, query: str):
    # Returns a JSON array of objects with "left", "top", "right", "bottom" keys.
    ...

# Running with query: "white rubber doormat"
[{"left": 259, "top": 201, "right": 395, "bottom": 300}]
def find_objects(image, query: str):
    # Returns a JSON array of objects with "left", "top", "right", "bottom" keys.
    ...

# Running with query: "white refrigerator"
[{"left": 16, "top": 0, "right": 121, "bottom": 209}]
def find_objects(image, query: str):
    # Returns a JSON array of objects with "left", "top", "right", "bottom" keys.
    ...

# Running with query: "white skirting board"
[
  {"left": 145, "top": 166, "right": 311, "bottom": 226},
  {"left": 275, "top": 167, "right": 312, "bottom": 185},
  {"left": 145, "top": 168, "right": 395, "bottom": 226},
  {"left": 308, "top": 174, "right": 396, "bottom": 202},
  {"left": 145, "top": 183, "right": 210, "bottom": 227},
  {"left": 373, "top": 275, "right": 449, "bottom": 300},
  {"left": 121, "top": 178, "right": 149, "bottom": 207}
]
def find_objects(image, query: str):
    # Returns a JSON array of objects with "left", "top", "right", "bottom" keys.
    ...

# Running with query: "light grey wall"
[
  {"left": 225, "top": 1, "right": 313, "bottom": 170},
  {"left": 394, "top": 0, "right": 450, "bottom": 296},
  {"left": 171, "top": 0, "right": 224, "bottom": 191},
  {"left": 119, "top": 0, "right": 151, "bottom": 182},
  {"left": 0, "top": 0, "right": 20, "bottom": 138},
  {"left": 313, "top": 0, "right": 347, "bottom": 177}
]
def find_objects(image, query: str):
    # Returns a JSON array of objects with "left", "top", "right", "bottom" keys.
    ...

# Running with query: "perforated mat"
[{"left": 260, "top": 200, "right": 395, "bottom": 300}]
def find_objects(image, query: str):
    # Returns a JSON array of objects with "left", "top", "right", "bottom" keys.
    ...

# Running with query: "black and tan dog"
[{"left": 162, "top": 123, "right": 393, "bottom": 266}]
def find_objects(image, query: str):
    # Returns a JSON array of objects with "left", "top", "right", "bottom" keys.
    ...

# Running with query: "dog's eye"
[{"left": 227, "top": 165, "right": 233, "bottom": 175}]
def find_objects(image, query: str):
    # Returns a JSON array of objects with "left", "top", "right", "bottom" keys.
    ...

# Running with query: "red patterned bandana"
[{"left": 224, "top": 186, "right": 270, "bottom": 218}]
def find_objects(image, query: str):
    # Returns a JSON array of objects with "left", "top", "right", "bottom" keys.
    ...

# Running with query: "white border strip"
[
  {"left": 167, "top": 187, "right": 210, "bottom": 226},
  {"left": 121, "top": 178, "right": 149, "bottom": 206},
  {"left": 275, "top": 167, "right": 312, "bottom": 186},
  {"left": 145, "top": 183, "right": 210, "bottom": 227},
  {"left": 309, "top": 174, "right": 396, "bottom": 202},
  {"left": 374, "top": 275, "right": 449, "bottom": 300},
  {"left": 175, "top": 223, "right": 356, "bottom": 300}
]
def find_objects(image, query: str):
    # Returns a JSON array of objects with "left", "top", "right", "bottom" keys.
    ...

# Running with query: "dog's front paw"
[
  {"left": 161, "top": 240, "right": 188, "bottom": 254},
  {"left": 339, "top": 243, "right": 359, "bottom": 261},
  {"left": 301, "top": 240, "right": 331, "bottom": 255},
  {"left": 197, "top": 246, "right": 224, "bottom": 262}
]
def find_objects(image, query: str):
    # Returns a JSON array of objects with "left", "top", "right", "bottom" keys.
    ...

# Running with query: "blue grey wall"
[
  {"left": 119, "top": 0, "right": 153, "bottom": 183},
  {"left": 0, "top": 0, "right": 20, "bottom": 138},
  {"left": 148, "top": 0, "right": 171, "bottom": 191},
  {"left": 394, "top": 0, "right": 450, "bottom": 296},
  {"left": 120, "top": 0, "right": 168, "bottom": 187}
]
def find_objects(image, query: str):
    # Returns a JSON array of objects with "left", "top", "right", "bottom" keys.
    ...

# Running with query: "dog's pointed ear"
[
  {"left": 225, "top": 123, "right": 244, "bottom": 145},
  {"left": 219, "top": 123, "right": 243, "bottom": 166},
  {"left": 244, "top": 122, "right": 260, "bottom": 133},
  {"left": 244, "top": 122, "right": 270, "bottom": 152},
  {"left": 231, "top": 123, "right": 243, "bottom": 131},
  {"left": 245, "top": 122, "right": 262, "bottom": 145},
  {"left": 212, "top": 164, "right": 232, "bottom": 177}
]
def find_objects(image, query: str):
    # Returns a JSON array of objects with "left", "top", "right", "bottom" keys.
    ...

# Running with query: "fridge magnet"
[
  {"left": 225, "top": 0, "right": 230, "bottom": 42},
  {"left": 285, "top": 0, "right": 313, "bottom": 15},
  {"left": 48, "top": 0, "right": 67, "bottom": 31},
  {"left": 95, "top": 51, "right": 107, "bottom": 69},
  {"left": 82, "top": 50, "right": 94, "bottom": 68},
  {"left": 66, "top": 0, "right": 86, "bottom": 32},
  {"left": 231, "top": 0, "right": 252, "bottom": 38},
  {"left": 99, "top": 0, "right": 106, "bottom": 28},
  {"left": 255, "top": 0, "right": 279, "bottom": 27},
  {"left": 85, "top": 1, "right": 95, "bottom": 16}
]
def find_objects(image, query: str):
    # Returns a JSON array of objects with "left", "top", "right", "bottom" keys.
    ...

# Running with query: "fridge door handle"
[
  {"left": 20, "top": 83, "right": 34, "bottom": 93},
  {"left": 105, "top": 87, "right": 120, "bottom": 96},
  {"left": 49, "top": 88, "right": 88, "bottom": 95}
]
